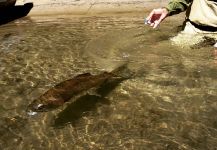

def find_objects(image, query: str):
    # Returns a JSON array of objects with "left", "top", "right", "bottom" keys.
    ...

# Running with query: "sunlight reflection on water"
[{"left": 0, "top": 14, "right": 216, "bottom": 149}]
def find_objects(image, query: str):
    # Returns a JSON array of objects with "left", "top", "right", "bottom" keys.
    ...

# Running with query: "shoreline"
[{"left": 16, "top": 0, "right": 168, "bottom": 16}]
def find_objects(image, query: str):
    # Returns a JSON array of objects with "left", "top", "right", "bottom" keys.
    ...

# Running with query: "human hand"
[{"left": 145, "top": 8, "right": 169, "bottom": 28}]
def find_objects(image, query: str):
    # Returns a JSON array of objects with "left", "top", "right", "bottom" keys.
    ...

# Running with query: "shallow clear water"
[{"left": 0, "top": 14, "right": 217, "bottom": 149}]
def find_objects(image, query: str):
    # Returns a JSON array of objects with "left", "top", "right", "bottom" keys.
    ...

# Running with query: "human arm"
[
  {"left": 145, "top": 0, "right": 193, "bottom": 28},
  {"left": 166, "top": 0, "right": 192, "bottom": 15}
]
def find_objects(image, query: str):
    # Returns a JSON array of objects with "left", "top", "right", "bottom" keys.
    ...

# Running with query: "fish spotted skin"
[
  {"left": 26, "top": 63, "right": 133, "bottom": 113},
  {"left": 27, "top": 72, "right": 118, "bottom": 113}
]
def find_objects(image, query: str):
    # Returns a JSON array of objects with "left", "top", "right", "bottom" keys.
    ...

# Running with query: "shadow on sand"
[
  {"left": 53, "top": 77, "right": 127, "bottom": 128},
  {"left": 0, "top": 3, "right": 33, "bottom": 25}
]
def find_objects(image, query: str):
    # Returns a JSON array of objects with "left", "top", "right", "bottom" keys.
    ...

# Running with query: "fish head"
[
  {"left": 26, "top": 99, "right": 57, "bottom": 115},
  {"left": 26, "top": 101, "right": 47, "bottom": 116}
]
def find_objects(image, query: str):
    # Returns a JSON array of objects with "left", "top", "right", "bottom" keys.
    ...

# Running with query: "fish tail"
[{"left": 110, "top": 62, "right": 134, "bottom": 79}]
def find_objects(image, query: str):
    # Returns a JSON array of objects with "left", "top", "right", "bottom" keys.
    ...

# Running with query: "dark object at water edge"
[
  {"left": 191, "top": 36, "right": 216, "bottom": 49},
  {"left": 0, "top": 2, "right": 33, "bottom": 25},
  {"left": 0, "top": 0, "right": 16, "bottom": 9}
]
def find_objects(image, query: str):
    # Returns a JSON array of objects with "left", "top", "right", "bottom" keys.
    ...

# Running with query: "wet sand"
[{"left": 16, "top": 0, "right": 168, "bottom": 16}]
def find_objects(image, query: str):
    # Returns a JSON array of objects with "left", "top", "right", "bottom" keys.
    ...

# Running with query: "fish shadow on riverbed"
[
  {"left": 0, "top": 3, "right": 33, "bottom": 25},
  {"left": 53, "top": 77, "right": 125, "bottom": 128}
]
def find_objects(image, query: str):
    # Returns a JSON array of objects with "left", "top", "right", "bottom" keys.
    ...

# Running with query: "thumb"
[
  {"left": 146, "top": 9, "right": 156, "bottom": 21},
  {"left": 158, "top": 13, "right": 167, "bottom": 23}
]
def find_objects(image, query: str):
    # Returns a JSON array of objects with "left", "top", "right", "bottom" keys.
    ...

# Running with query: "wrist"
[
  {"left": 161, "top": 7, "right": 169, "bottom": 16},
  {"left": 162, "top": 6, "right": 173, "bottom": 17}
]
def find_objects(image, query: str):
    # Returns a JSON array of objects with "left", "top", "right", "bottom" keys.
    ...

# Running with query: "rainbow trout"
[{"left": 27, "top": 64, "right": 132, "bottom": 115}]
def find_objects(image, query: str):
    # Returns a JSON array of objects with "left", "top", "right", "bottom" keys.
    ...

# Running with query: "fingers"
[
  {"left": 146, "top": 9, "right": 156, "bottom": 22},
  {"left": 158, "top": 12, "right": 167, "bottom": 23},
  {"left": 146, "top": 16, "right": 161, "bottom": 28},
  {"left": 153, "top": 13, "right": 167, "bottom": 28},
  {"left": 145, "top": 8, "right": 168, "bottom": 29},
  {"left": 145, "top": 9, "right": 162, "bottom": 28},
  {"left": 153, "top": 20, "right": 160, "bottom": 28}
]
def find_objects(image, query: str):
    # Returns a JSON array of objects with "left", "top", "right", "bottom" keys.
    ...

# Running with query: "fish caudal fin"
[{"left": 110, "top": 62, "right": 134, "bottom": 79}]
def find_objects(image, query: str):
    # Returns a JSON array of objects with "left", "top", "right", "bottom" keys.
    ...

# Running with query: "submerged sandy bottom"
[{"left": 0, "top": 14, "right": 217, "bottom": 149}]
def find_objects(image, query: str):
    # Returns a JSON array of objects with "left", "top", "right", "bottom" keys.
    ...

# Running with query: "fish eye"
[
  {"left": 37, "top": 104, "right": 43, "bottom": 108},
  {"left": 36, "top": 104, "right": 45, "bottom": 110}
]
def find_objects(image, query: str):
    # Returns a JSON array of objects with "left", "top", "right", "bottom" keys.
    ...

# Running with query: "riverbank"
[{"left": 16, "top": 0, "right": 167, "bottom": 16}]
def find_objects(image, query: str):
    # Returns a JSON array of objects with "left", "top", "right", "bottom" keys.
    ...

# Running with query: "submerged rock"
[{"left": 191, "top": 36, "right": 216, "bottom": 49}]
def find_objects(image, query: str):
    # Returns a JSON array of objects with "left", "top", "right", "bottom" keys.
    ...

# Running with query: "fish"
[{"left": 27, "top": 64, "right": 132, "bottom": 114}]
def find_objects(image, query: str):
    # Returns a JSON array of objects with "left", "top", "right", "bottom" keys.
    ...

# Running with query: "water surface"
[{"left": 0, "top": 14, "right": 217, "bottom": 149}]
